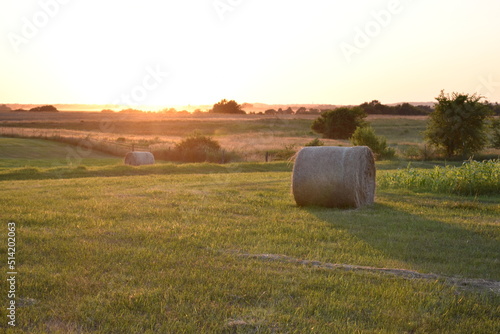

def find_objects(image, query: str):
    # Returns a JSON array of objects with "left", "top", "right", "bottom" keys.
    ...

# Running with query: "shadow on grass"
[
  {"left": 0, "top": 162, "right": 294, "bottom": 181},
  {"left": 306, "top": 192, "right": 500, "bottom": 280}
]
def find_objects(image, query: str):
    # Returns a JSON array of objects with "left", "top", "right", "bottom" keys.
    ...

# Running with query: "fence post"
[{"left": 265, "top": 151, "right": 269, "bottom": 162}]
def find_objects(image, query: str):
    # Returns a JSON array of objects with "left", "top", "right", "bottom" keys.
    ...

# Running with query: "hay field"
[
  {"left": 0, "top": 137, "right": 499, "bottom": 333},
  {"left": 0, "top": 111, "right": 432, "bottom": 162}
]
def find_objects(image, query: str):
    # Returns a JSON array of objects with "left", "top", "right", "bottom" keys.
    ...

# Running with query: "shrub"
[
  {"left": 175, "top": 134, "right": 220, "bottom": 152},
  {"left": 311, "top": 107, "right": 366, "bottom": 139},
  {"left": 152, "top": 134, "right": 238, "bottom": 163},
  {"left": 305, "top": 138, "right": 324, "bottom": 147},
  {"left": 350, "top": 126, "right": 395, "bottom": 160}
]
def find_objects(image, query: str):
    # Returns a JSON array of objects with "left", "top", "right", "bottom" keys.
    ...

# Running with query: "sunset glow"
[{"left": 1, "top": 0, "right": 500, "bottom": 107}]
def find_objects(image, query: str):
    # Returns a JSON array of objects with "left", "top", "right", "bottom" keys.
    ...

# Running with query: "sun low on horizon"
[{"left": 1, "top": 0, "right": 500, "bottom": 108}]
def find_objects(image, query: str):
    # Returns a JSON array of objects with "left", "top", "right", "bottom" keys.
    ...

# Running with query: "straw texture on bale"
[
  {"left": 124, "top": 151, "right": 155, "bottom": 166},
  {"left": 292, "top": 146, "right": 375, "bottom": 208}
]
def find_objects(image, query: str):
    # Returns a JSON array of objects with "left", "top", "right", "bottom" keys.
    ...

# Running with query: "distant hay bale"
[
  {"left": 124, "top": 151, "right": 155, "bottom": 166},
  {"left": 292, "top": 146, "right": 375, "bottom": 208}
]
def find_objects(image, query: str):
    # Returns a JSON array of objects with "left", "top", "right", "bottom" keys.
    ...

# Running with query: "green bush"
[
  {"left": 175, "top": 134, "right": 221, "bottom": 152},
  {"left": 153, "top": 134, "right": 237, "bottom": 163},
  {"left": 350, "top": 126, "right": 395, "bottom": 160}
]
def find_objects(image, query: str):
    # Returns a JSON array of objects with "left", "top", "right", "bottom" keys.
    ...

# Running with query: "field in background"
[
  {"left": 0, "top": 112, "right": 438, "bottom": 162},
  {"left": 0, "top": 114, "right": 499, "bottom": 332}
]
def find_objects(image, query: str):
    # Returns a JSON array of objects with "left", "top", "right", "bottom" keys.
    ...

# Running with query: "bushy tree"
[
  {"left": 175, "top": 133, "right": 221, "bottom": 152},
  {"left": 311, "top": 107, "right": 366, "bottom": 139},
  {"left": 425, "top": 91, "right": 492, "bottom": 158},
  {"left": 29, "top": 105, "right": 58, "bottom": 112},
  {"left": 359, "top": 100, "right": 430, "bottom": 115},
  {"left": 211, "top": 99, "right": 245, "bottom": 114},
  {"left": 359, "top": 100, "right": 391, "bottom": 114},
  {"left": 0, "top": 104, "right": 12, "bottom": 112},
  {"left": 350, "top": 126, "right": 395, "bottom": 160}
]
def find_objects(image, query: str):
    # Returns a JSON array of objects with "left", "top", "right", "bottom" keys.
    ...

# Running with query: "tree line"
[{"left": 312, "top": 90, "right": 500, "bottom": 159}]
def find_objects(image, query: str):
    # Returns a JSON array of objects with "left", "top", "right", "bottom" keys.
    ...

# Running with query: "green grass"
[
  {"left": 369, "top": 118, "right": 427, "bottom": 144},
  {"left": 0, "top": 137, "right": 120, "bottom": 168},
  {"left": 0, "top": 118, "right": 314, "bottom": 138},
  {"left": 0, "top": 115, "right": 426, "bottom": 142},
  {"left": 0, "top": 165, "right": 499, "bottom": 333},
  {"left": 0, "top": 126, "right": 499, "bottom": 333}
]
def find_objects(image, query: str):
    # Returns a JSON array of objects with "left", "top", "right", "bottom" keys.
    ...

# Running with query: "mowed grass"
[
  {"left": 0, "top": 134, "right": 499, "bottom": 333},
  {"left": 1, "top": 163, "right": 499, "bottom": 332},
  {"left": 0, "top": 137, "right": 120, "bottom": 168},
  {"left": 0, "top": 113, "right": 427, "bottom": 143}
]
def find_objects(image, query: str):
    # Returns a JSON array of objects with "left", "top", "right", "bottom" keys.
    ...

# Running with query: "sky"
[{"left": 1, "top": 0, "right": 500, "bottom": 108}]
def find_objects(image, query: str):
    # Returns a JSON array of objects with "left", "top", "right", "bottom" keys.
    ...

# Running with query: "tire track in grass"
[{"left": 228, "top": 251, "right": 500, "bottom": 294}]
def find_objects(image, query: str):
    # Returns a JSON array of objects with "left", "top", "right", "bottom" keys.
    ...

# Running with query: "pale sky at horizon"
[{"left": 1, "top": 0, "right": 499, "bottom": 109}]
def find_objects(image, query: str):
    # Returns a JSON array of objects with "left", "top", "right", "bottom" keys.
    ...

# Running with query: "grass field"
[
  {"left": 0, "top": 113, "right": 435, "bottom": 163},
  {"left": 0, "top": 136, "right": 499, "bottom": 333}
]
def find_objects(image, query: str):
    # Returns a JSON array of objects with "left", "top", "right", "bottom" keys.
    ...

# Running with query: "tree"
[
  {"left": 210, "top": 99, "right": 245, "bottom": 114},
  {"left": 311, "top": 107, "right": 366, "bottom": 139},
  {"left": 0, "top": 104, "right": 12, "bottom": 112},
  {"left": 29, "top": 105, "right": 58, "bottom": 112},
  {"left": 295, "top": 107, "right": 307, "bottom": 114},
  {"left": 425, "top": 91, "right": 492, "bottom": 158},
  {"left": 359, "top": 100, "right": 391, "bottom": 114}
]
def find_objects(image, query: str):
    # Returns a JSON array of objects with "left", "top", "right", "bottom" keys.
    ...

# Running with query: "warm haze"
[{"left": 1, "top": 0, "right": 499, "bottom": 107}]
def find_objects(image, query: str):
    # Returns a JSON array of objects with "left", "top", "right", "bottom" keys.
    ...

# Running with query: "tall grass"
[{"left": 378, "top": 159, "right": 500, "bottom": 195}]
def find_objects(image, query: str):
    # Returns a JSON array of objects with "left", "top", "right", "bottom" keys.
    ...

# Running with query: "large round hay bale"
[
  {"left": 292, "top": 146, "right": 375, "bottom": 208},
  {"left": 124, "top": 151, "right": 155, "bottom": 166}
]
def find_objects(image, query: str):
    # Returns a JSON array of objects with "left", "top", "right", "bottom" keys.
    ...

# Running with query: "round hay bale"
[
  {"left": 292, "top": 146, "right": 375, "bottom": 208},
  {"left": 124, "top": 151, "right": 155, "bottom": 166}
]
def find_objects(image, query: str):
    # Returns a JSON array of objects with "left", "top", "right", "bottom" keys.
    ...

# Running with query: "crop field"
[{"left": 0, "top": 114, "right": 499, "bottom": 333}]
